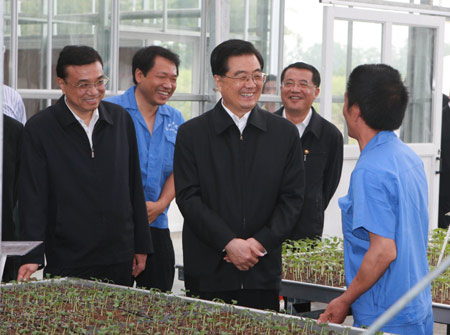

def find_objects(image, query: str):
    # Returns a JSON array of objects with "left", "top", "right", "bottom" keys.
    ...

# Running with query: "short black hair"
[
  {"left": 210, "top": 39, "right": 264, "bottom": 76},
  {"left": 347, "top": 64, "right": 408, "bottom": 131},
  {"left": 56, "top": 45, "right": 103, "bottom": 80},
  {"left": 132, "top": 46, "right": 180, "bottom": 85},
  {"left": 280, "top": 62, "right": 321, "bottom": 87}
]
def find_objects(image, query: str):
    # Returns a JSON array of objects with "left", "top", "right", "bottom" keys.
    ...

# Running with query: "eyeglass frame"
[
  {"left": 66, "top": 76, "right": 110, "bottom": 91},
  {"left": 222, "top": 72, "right": 267, "bottom": 84},
  {"left": 281, "top": 79, "right": 317, "bottom": 90}
]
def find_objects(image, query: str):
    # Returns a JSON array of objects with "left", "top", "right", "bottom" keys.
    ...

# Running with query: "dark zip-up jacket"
[
  {"left": 19, "top": 96, "right": 152, "bottom": 268},
  {"left": 174, "top": 101, "right": 304, "bottom": 292},
  {"left": 275, "top": 106, "right": 343, "bottom": 239}
]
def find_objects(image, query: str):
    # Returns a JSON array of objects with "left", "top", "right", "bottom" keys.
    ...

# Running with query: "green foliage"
[{"left": 282, "top": 229, "right": 450, "bottom": 304}]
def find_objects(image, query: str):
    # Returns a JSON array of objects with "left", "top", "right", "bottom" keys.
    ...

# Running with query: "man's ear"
[
  {"left": 213, "top": 75, "right": 222, "bottom": 93},
  {"left": 57, "top": 77, "right": 66, "bottom": 94},
  {"left": 314, "top": 87, "right": 320, "bottom": 99},
  {"left": 135, "top": 68, "right": 142, "bottom": 83}
]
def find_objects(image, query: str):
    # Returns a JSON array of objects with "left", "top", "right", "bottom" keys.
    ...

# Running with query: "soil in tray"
[{"left": 1, "top": 281, "right": 353, "bottom": 335}]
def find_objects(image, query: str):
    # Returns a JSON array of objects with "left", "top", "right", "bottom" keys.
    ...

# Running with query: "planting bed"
[
  {"left": 1, "top": 278, "right": 369, "bottom": 335},
  {"left": 282, "top": 229, "right": 450, "bottom": 305}
]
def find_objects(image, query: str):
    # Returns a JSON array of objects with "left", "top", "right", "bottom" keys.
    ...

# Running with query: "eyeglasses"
[
  {"left": 223, "top": 72, "right": 267, "bottom": 84},
  {"left": 68, "top": 76, "right": 110, "bottom": 91},
  {"left": 281, "top": 80, "right": 316, "bottom": 89}
]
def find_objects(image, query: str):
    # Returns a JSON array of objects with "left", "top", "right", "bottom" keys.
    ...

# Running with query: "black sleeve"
[
  {"left": 322, "top": 128, "right": 344, "bottom": 210},
  {"left": 127, "top": 114, "right": 153, "bottom": 255}
]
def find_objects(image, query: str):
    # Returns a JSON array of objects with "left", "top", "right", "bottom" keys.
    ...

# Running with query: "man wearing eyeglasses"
[
  {"left": 277, "top": 62, "right": 343, "bottom": 241},
  {"left": 174, "top": 39, "right": 305, "bottom": 311},
  {"left": 17, "top": 45, "right": 152, "bottom": 285},
  {"left": 105, "top": 46, "right": 184, "bottom": 292}
]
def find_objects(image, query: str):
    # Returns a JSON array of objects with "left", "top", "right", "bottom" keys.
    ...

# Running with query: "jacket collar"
[
  {"left": 55, "top": 95, "right": 114, "bottom": 128},
  {"left": 275, "top": 105, "right": 323, "bottom": 139},
  {"left": 212, "top": 99, "right": 267, "bottom": 134}
]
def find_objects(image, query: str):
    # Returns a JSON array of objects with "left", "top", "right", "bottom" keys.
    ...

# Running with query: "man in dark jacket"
[
  {"left": 276, "top": 62, "right": 343, "bottom": 240},
  {"left": 17, "top": 45, "right": 152, "bottom": 285},
  {"left": 2, "top": 115, "right": 23, "bottom": 282},
  {"left": 174, "top": 39, "right": 305, "bottom": 311}
]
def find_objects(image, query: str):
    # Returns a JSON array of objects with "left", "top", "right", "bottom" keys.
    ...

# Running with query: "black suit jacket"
[
  {"left": 19, "top": 97, "right": 152, "bottom": 268},
  {"left": 174, "top": 101, "right": 305, "bottom": 291},
  {"left": 275, "top": 106, "right": 343, "bottom": 239},
  {"left": 439, "top": 103, "right": 450, "bottom": 228},
  {"left": 2, "top": 115, "right": 23, "bottom": 282}
]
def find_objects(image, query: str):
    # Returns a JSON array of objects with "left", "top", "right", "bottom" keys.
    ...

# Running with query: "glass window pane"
[
  {"left": 118, "top": 2, "right": 203, "bottom": 99},
  {"left": 395, "top": 25, "right": 435, "bottom": 143},
  {"left": 17, "top": 0, "right": 48, "bottom": 89},
  {"left": 284, "top": 0, "right": 322, "bottom": 71},
  {"left": 230, "top": 0, "right": 277, "bottom": 76},
  {"left": 167, "top": 101, "right": 201, "bottom": 121},
  {"left": 3, "top": 0, "right": 12, "bottom": 84},
  {"left": 52, "top": 0, "right": 113, "bottom": 86}
]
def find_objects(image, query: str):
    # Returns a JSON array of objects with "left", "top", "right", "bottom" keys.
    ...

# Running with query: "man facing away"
[
  {"left": 318, "top": 64, "right": 433, "bottom": 334},
  {"left": 105, "top": 46, "right": 184, "bottom": 292},
  {"left": 174, "top": 39, "right": 305, "bottom": 311},
  {"left": 277, "top": 62, "right": 343, "bottom": 240},
  {"left": 17, "top": 45, "right": 152, "bottom": 285}
]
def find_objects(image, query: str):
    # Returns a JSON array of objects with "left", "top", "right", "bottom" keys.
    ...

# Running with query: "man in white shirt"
[{"left": 3, "top": 85, "right": 26, "bottom": 124}]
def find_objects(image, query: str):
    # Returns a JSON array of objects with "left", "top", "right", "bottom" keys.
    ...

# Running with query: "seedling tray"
[{"left": 1, "top": 278, "right": 379, "bottom": 334}]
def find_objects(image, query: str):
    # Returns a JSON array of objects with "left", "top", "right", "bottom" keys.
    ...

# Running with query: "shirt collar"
[
  {"left": 361, "top": 130, "right": 397, "bottom": 156},
  {"left": 282, "top": 108, "right": 312, "bottom": 137},
  {"left": 64, "top": 95, "right": 99, "bottom": 128},
  {"left": 282, "top": 108, "right": 312, "bottom": 127},
  {"left": 221, "top": 100, "right": 251, "bottom": 134},
  {"left": 212, "top": 99, "right": 267, "bottom": 134}
]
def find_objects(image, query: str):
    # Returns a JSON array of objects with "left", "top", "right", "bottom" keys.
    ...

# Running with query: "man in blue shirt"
[
  {"left": 318, "top": 64, "right": 433, "bottom": 334},
  {"left": 105, "top": 46, "right": 184, "bottom": 292}
]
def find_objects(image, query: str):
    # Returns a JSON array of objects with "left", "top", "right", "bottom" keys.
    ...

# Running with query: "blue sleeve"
[{"left": 351, "top": 168, "right": 397, "bottom": 241}]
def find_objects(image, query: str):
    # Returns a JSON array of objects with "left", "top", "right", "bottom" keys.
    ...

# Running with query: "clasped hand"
[{"left": 223, "top": 238, "right": 266, "bottom": 271}]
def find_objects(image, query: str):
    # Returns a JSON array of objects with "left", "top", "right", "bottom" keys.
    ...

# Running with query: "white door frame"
[{"left": 321, "top": 6, "right": 445, "bottom": 234}]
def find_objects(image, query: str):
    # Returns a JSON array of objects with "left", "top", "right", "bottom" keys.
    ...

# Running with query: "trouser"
[
  {"left": 187, "top": 288, "right": 280, "bottom": 312},
  {"left": 44, "top": 259, "right": 134, "bottom": 287},
  {"left": 135, "top": 227, "right": 175, "bottom": 292}
]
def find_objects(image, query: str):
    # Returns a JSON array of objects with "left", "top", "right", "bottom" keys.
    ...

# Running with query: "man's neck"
[
  {"left": 357, "top": 128, "right": 380, "bottom": 152},
  {"left": 65, "top": 98, "right": 94, "bottom": 126},
  {"left": 222, "top": 100, "right": 250, "bottom": 119},
  {"left": 135, "top": 88, "right": 159, "bottom": 134},
  {"left": 135, "top": 89, "right": 159, "bottom": 118},
  {"left": 285, "top": 107, "right": 310, "bottom": 125}
]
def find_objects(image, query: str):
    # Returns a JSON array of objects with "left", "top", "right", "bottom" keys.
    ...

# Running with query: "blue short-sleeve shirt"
[
  {"left": 105, "top": 87, "right": 184, "bottom": 229},
  {"left": 339, "top": 131, "right": 432, "bottom": 330}
]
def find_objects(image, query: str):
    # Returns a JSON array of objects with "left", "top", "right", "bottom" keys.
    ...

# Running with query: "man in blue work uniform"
[
  {"left": 318, "top": 64, "right": 433, "bottom": 334},
  {"left": 106, "top": 46, "right": 184, "bottom": 292}
]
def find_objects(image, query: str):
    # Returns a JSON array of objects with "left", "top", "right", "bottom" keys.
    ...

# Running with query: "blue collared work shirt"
[
  {"left": 339, "top": 131, "right": 432, "bottom": 332},
  {"left": 105, "top": 86, "right": 184, "bottom": 229}
]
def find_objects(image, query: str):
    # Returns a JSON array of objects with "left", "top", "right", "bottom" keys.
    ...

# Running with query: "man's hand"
[
  {"left": 17, "top": 264, "right": 39, "bottom": 281},
  {"left": 146, "top": 201, "right": 165, "bottom": 224},
  {"left": 132, "top": 254, "right": 147, "bottom": 277},
  {"left": 246, "top": 237, "right": 266, "bottom": 255},
  {"left": 317, "top": 296, "right": 350, "bottom": 324},
  {"left": 224, "top": 238, "right": 265, "bottom": 271}
]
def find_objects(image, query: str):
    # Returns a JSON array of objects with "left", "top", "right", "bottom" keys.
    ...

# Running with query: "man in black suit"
[
  {"left": 2, "top": 115, "right": 23, "bottom": 282},
  {"left": 439, "top": 93, "right": 450, "bottom": 229},
  {"left": 276, "top": 62, "right": 343, "bottom": 241},
  {"left": 17, "top": 45, "right": 152, "bottom": 285},
  {"left": 174, "top": 39, "right": 305, "bottom": 311}
]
